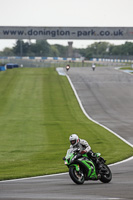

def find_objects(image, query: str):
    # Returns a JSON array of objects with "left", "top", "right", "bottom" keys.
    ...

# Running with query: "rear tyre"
[
  {"left": 99, "top": 164, "right": 112, "bottom": 183},
  {"left": 69, "top": 167, "right": 85, "bottom": 184}
]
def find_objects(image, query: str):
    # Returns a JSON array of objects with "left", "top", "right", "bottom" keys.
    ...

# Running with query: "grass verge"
[{"left": 0, "top": 67, "right": 132, "bottom": 180}]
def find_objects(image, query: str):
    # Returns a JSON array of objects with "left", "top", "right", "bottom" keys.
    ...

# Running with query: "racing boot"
[{"left": 87, "top": 150, "right": 103, "bottom": 171}]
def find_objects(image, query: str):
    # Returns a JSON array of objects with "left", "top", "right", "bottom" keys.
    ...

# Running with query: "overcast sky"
[{"left": 0, "top": 0, "right": 133, "bottom": 50}]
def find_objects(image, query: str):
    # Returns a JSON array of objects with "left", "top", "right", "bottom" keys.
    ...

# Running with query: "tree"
[
  {"left": 50, "top": 45, "right": 60, "bottom": 57},
  {"left": 0, "top": 47, "right": 14, "bottom": 56},
  {"left": 2, "top": 40, "right": 133, "bottom": 59},
  {"left": 13, "top": 40, "right": 30, "bottom": 56},
  {"left": 32, "top": 40, "right": 51, "bottom": 56},
  {"left": 52, "top": 44, "right": 68, "bottom": 57},
  {"left": 88, "top": 42, "right": 110, "bottom": 56}
]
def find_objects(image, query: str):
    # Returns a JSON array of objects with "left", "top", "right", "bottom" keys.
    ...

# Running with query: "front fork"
[{"left": 70, "top": 164, "right": 80, "bottom": 172}]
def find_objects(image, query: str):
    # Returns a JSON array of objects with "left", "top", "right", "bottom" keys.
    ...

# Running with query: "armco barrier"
[
  {"left": 0, "top": 56, "right": 133, "bottom": 63},
  {"left": 0, "top": 56, "right": 80, "bottom": 62}
]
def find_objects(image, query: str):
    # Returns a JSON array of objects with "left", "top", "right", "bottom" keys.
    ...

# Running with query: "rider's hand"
[{"left": 81, "top": 150, "right": 86, "bottom": 154}]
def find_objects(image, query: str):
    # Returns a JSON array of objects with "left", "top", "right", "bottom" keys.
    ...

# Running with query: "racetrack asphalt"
[
  {"left": 0, "top": 66, "right": 133, "bottom": 200},
  {"left": 68, "top": 66, "right": 133, "bottom": 146}
]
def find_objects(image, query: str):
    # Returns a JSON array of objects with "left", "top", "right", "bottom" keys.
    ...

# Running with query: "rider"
[{"left": 69, "top": 134, "right": 102, "bottom": 170}]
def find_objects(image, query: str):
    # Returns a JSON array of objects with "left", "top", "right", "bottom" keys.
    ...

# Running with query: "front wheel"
[
  {"left": 69, "top": 167, "right": 85, "bottom": 184},
  {"left": 99, "top": 164, "right": 112, "bottom": 183}
]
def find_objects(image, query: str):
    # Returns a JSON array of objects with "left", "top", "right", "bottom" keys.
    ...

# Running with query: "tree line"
[{"left": 0, "top": 40, "right": 133, "bottom": 59}]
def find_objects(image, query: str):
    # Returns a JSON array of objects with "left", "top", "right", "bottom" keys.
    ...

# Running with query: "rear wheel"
[
  {"left": 69, "top": 167, "right": 85, "bottom": 184},
  {"left": 99, "top": 164, "right": 112, "bottom": 183}
]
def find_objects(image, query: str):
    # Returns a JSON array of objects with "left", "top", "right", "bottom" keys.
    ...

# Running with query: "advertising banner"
[{"left": 0, "top": 26, "right": 133, "bottom": 40}]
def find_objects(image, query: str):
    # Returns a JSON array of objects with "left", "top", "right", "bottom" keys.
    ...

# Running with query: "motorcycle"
[
  {"left": 63, "top": 148, "right": 112, "bottom": 184},
  {"left": 66, "top": 65, "right": 70, "bottom": 71}
]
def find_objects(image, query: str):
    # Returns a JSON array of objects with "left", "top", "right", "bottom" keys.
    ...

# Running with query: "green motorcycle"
[{"left": 63, "top": 148, "right": 112, "bottom": 184}]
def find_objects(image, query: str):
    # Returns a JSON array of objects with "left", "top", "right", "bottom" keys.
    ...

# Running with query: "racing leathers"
[
  {"left": 70, "top": 138, "right": 91, "bottom": 154},
  {"left": 70, "top": 139, "right": 101, "bottom": 170}
]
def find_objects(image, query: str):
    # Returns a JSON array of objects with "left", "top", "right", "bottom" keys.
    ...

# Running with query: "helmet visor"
[{"left": 70, "top": 140, "right": 76, "bottom": 145}]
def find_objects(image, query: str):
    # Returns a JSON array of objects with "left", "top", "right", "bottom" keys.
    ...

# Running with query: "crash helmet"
[{"left": 69, "top": 134, "right": 79, "bottom": 147}]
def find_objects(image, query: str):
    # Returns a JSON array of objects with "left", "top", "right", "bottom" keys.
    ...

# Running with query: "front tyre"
[
  {"left": 69, "top": 167, "right": 85, "bottom": 184},
  {"left": 99, "top": 164, "right": 112, "bottom": 183}
]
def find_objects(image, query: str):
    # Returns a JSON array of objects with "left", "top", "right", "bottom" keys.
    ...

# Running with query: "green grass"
[
  {"left": 0, "top": 67, "right": 132, "bottom": 180},
  {"left": 120, "top": 67, "right": 133, "bottom": 70}
]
